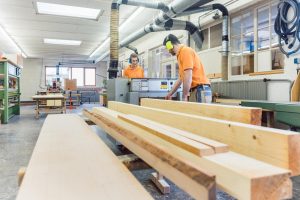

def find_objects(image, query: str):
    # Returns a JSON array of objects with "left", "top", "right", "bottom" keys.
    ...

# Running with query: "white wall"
[
  {"left": 20, "top": 58, "right": 108, "bottom": 101},
  {"left": 20, "top": 58, "right": 44, "bottom": 101}
]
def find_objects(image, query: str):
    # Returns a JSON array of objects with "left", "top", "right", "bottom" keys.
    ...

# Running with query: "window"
[
  {"left": 45, "top": 66, "right": 71, "bottom": 87},
  {"left": 46, "top": 66, "right": 96, "bottom": 87},
  {"left": 256, "top": 2, "right": 284, "bottom": 71},
  {"left": 71, "top": 68, "right": 84, "bottom": 87},
  {"left": 210, "top": 23, "right": 222, "bottom": 48},
  {"left": 231, "top": 11, "right": 255, "bottom": 75},
  {"left": 85, "top": 68, "right": 96, "bottom": 86},
  {"left": 195, "top": 24, "right": 222, "bottom": 52}
]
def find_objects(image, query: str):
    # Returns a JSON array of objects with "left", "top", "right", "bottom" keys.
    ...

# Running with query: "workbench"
[{"left": 32, "top": 94, "right": 66, "bottom": 118}]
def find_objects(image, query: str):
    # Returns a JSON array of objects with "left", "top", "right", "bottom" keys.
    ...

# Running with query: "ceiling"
[{"left": 0, "top": 0, "right": 165, "bottom": 60}]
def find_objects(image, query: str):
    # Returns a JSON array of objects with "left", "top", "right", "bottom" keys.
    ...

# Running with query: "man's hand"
[
  {"left": 165, "top": 93, "right": 172, "bottom": 100},
  {"left": 182, "top": 94, "right": 189, "bottom": 101}
]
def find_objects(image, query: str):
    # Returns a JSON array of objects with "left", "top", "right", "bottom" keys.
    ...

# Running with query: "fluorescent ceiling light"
[
  {"left": 0, "top": 25, "right": 27, "bottom": 57},
  {"left": 44, "top": 38, "right": 82, "bottom": 46},
  {"left": 36, "top": 2, "right": 101, "bottom": 20},
  {"left": 90, "top": 38, "right": 110, "bottom": 58}
]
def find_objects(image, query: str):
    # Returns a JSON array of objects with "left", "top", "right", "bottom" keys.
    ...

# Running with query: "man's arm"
[
  {"left": 165, "top": 79, "right": 182, "bottom": 100},
  {"left": 182, "top": 69, "right": 192, "bottom": 101}
]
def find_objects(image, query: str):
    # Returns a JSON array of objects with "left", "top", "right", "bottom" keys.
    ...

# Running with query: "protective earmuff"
[
  {"left": 129, "top": 56, "right": 139, "bottom": 64},
  {"left": 165, "top": 36, "right": 173, "bottom": 50}
]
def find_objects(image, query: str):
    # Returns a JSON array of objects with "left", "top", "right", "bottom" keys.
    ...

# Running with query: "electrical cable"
[{"left": 274, "top": 0, "right": 300, "bottom": 57}]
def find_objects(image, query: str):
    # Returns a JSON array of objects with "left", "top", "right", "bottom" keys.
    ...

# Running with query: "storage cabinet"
[{"left": 0, "top": 59, "right": 21, "bottom": 123}]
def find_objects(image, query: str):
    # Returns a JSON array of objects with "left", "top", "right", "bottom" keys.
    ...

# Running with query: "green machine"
[
  {"left": 241, "top": 100, "right": 300, "bottom": 131},
  {"left": 0, "top": 59, "right": 21, "bottom": 124}
]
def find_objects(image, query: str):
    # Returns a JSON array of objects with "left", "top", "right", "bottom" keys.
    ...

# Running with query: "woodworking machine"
[
  {"left": 107, "top": 78, "right": 182, "bottom": 105},
  {"left": 241, "top": 100, "right": 300, "bottom": 131}
]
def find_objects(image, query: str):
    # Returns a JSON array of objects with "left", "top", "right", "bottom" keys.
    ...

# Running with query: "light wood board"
[
  {"left": 118, "top": 114, "right": 227, "bottom": 154},
  {"left": 87, "top": 107, "right": 292, "bottom": 200},
  {"left": 16, "top": 114, "right": 153, "bottom": 200},
  {"left": 291, "top": 71, "right": 300, "bottom": 101},
  {"left": 141, "top": 98, "right": 262, "bottom": 125},
  {"left": 108, "top": 101, "right": 300, "bottom": 176}
]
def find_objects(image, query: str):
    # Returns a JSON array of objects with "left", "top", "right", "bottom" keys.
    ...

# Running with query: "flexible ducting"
[{"left": 108, "top": 1, "right": 119, "bottom": 79}]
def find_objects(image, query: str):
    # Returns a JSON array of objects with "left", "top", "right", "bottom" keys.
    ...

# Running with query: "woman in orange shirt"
[{"left": 123, "top": 53, "right": 144, "bottom": 78}]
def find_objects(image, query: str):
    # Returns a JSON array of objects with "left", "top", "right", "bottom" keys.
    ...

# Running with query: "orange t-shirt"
[
  {"left": 177, "top": 45, "right": 210, "bottom": 88},
  {"left": 123, "top": 65, "right": 144, "bottom": 78}
]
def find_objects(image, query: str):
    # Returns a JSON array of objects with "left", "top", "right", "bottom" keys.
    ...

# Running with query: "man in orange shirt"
[
  {"left": 163, "top": 34, "right": 211, "bottom": 102},
  {"left": 123, "top": 53, "right": 144, "bottom": 78}
]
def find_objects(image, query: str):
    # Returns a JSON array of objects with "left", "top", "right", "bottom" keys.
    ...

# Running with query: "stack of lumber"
[
  {"left": 84, "top": 99, "right": 298, "bottom": 200},
  {"left": 108, "top": 100, "right": 300, "bottom": 176},
  {"left": 16, "top": 114, "right": 153, "bottom": 200}
]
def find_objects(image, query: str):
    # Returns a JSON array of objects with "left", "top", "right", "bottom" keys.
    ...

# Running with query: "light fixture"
[
  {"left": 35, "top": 2, "right": 102, "bottom": 20},
  {"left": 89, "top": 38, "right": 110, "bottom": 58},
  {"left": 90, "top": 7, "right": 144, "bottom": 59},
  {"left": 0, "top": 25, "right": 27, "bottom": 58},
  {"left": 44, "top": 38, "right": 82, "bottom": 46}
]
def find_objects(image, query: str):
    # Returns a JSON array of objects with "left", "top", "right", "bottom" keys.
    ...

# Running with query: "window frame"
[
  {"left": 45, "top": 66, "right": 96, "bottom": 87},
  {"left": 229, "top": 0, "right": 283, "bottom": 77}
]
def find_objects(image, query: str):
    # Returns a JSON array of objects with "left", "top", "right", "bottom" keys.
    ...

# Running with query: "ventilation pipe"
[
  {"left": 213, "top": 4, "right": 229, "bottom": 80},
  {"left": 120, "top": 19, "right": 204, "bottom": 49},
  {"left": 118, "top": 0, "right": 168, "bottom": 11},
  {"left": 153, "top": 0, "right": 203, "bottom": 25},
  {"left": 125, "top": 45, "right": 138, "bottom": 54}
]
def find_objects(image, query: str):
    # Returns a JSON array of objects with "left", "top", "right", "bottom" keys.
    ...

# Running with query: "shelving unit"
[{"left": 0, "top": 59, "right": 21, "bottom": 124}]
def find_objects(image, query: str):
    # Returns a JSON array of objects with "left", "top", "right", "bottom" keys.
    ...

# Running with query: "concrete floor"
[{"left": 0, "top": 104, "right": 299, "bottom": 200}]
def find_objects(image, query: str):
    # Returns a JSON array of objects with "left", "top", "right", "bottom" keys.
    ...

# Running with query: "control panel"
[{"left": 130, "top": 78, "right": 182, "bottom": 92}]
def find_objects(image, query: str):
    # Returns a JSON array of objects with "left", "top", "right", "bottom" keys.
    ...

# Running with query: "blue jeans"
[{"left": 189, "top": 85, "right": 212, "bottom": 103}]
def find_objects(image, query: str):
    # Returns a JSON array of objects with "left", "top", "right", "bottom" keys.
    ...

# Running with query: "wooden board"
[
  {"left": 16, "top": 114, "right": 153, "bottom": 200},
  {"left": 206, "top": 73, "right": 222, "bottom": 79},
  {"left": 249, "top": 69, "right": 284, "bottom": 76},
  {"left": 291, "top": 71, "right": 300, "bottom": 101},
  {"left": 141, "top": 98, "right": 262, "bottom": 125},
  {"left": 85, "top": 109, "right": 216, "bottom": 200},
  {"left": 86, "top": 107, "right": 292, "bottom": 200},
  {"left": 108, "top": 101, "right": 300, "bottom": 176},
  {"left": 118, "top": 114, "right": 227, "bottom": 154},
  {"left": 64, "top": 79, "right": 77, "bottom": 91}
]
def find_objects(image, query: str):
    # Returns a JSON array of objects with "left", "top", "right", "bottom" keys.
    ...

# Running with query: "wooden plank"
[
  {"left": 118, "top": 114, "right": 215, "bottom": 156},
  {"left": 16, "top": 114, "right": 153, "bottom": 200},
  {"left": 118, "top": 114, "right": 226, "bottom": 154},
  {"left": 150, "top": 172, "right": 170, "bottom": 194},
  {"left": 85, "top": 108, "right": 292, "bottom": 200},
  {"left": 84, "top": 109, "right": 217, "bottom": 200},
  {"left": 206, "top": 73, "right": 222, "bottom": 79},
  {"left": 249, "top": 69, "right": 284, "bottom": 76},
  {"left": 291, "top": 71, "right": 300, "bottom": 101},
  {"left": 108, "top": 101, "right": 300, "bottom": 176},
  {"left": 141, "top": 98, "right": 262, "bottom": 125}
]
